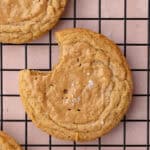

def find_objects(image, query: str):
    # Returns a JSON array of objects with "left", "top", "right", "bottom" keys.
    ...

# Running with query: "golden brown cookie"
[
  {"left": 0, "top": 0, "right": 67, "bottom": 44},
  {"left": 19, "top": 28, "right": 133, "bottom": 141},
  {"left": 0, "top": 131, "right": 22, "bottom": 150}
]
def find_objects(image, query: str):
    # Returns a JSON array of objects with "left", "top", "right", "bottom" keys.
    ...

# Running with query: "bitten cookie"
[
  {"left": 19, "top": 28, "right": 133, "bottom": 141},
  {"left": 0, "top": 131, "right": 22, "bottom": 150},
  {"left": 0, "top": 0, "right": 67, "bottom": 43}
]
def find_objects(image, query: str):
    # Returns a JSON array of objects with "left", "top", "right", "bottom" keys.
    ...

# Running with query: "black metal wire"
[
  {"left": 48, "top": 31, "right": 52, "bottom": 150},
  {"left": 24, "top": 45, "right": 28, "bottom": 150},
  {"left": 0, "top": 0, "right": 149, "bottom": 149},
  {"left": 60, "top": 17, "right": 150, "bottom": 20},
  {"left": 1, "top": 93, "right": 150, "bottom": 97},
  {"left": 17, "top": 144, "right": 150, "bottom": 147},
  {"left": 98, "top": 0, "right": 102, "bottom": 149},
  {"left": 18, "top": 144, "right": 150, "bottom": 147},
  {"left": 123, "top": 0, "right": 127, "bottom": 149},
  {"left": 2, "top": 42, "right": 150, "bottom": 46},
  {"left": 99, "top": 0, "right": 101, "bottom": 33},
  {"left": 1, "top": 118, "right": 150, "bottom": 122},
  {"left": 2, "top": 69, "right": 150, "bottom": 72},
  {"left": 73, "top": 1, "right": 77, "bottom": 149},
  {"left": 0, "top": 43, "right": 3, "bottom": 131},
  {"left": 147, "top": 1, "right": 150, "bottom": 150}
]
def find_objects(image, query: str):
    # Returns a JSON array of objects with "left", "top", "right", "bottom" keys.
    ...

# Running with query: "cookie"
[
  {"left": 19, "top": 28, "right": 133, "bottom": 141},
  {"left": 0, "top": 131, "right": 22, "bottom": 150},
  {"left": 0, "top": 0, "right": 67, "bottom": 43}
]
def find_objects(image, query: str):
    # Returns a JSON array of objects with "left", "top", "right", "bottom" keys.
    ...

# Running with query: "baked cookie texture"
[
  {"left": 19, "top": 28, "right": 133, "bottom": 141},
  {"left": 0, "top": 131, "right": 22, "bottom": 150},
  {"left": 0, "top": 0, "right": 67, "bottom": 43}
]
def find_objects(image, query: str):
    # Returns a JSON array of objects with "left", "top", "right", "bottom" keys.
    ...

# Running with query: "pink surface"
[
  {"left": 101, "top": 123, "right": 123, "bottom": 144},
  {"left": 3, "top": 97, "right": 25, "bottom": 120},
  {"left": 132, "top": 71, "right": 147, "bottom": 94},
  {"left": 28, "top": 122, "right": 49, "bottom": 144},
  {"left": 127, "top": 96, "right": 147, "bottom": 119},
  {"left": 4, "top": 122, "right": 25, "bottom": 144},
  {"left": 52, "top": 148, "right": 73, "bottom": 150},
  {"left": 126, "top": 148, "right": 147, "bottom": 150},
  {"left": 3, "top": 71, "right": 19, "bottom": 94},
  {"left": 126, "top": 46, "right": 148, "bottom": 69},
  {"left": 126, "top": 122, "right": 147, "bottom": 144},
  {"left": 28, "top": 46, "right": 49, "bottom": 69},
  {"left": 127, "top": 0, "right": 148, "bottom": 18},
  {"left": 28, "top": 148, "right": 49, "bottom": 150},
  {"left": 127, "top": 20, "right": 147, "bottom": 43},
  {"left": 1, "top": 0, "right": 149, "bottom": 150},
  {"left": 101, "top": 20, "right": 124, "bottom": 43},
  {"left": 3, "top": 46, "right": 25, "bottom": 69},
  {"left": 77, "top": 20, "right": 99, "bottom": 32},
  {"left": 102, "top": 148, "right": 123, "bottom": 150},
  {"left": 101, "top": 0, "right": 124, "bottom": 18},
  {"left": 76, "top": 0, "right": 99, "bottom": 18}
]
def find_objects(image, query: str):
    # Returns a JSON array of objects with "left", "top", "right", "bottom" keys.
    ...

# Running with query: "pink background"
[{"left": 1, "top": 0, "right": 149, "bottom": 150}]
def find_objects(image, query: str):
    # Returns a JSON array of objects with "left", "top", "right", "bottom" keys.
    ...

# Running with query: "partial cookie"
[
  {"left": 0, "top": 0, "right": 67, "bottom": 43},
  {"left": 0, "top": 131, "right": 22, "bottom": 150},
  {"left": 19, "top": 28, "right": 133, "bottom": 141}
]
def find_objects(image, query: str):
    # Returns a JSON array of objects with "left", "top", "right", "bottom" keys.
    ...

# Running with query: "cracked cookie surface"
[
  {"left": 0, "top": 0, "right": 67, "bottom": 43},
  {"left": 0, "top": 131, "right": 22, "bottom": 150},
  {"left": 19, "top": 28, "right": 133, "bottom": 141}
]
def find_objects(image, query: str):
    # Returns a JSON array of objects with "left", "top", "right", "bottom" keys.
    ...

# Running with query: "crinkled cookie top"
[
  {"left": 19, "top": 28, "right": 133, "bottom": 141},
  {"left": 0, "top": 0, "right": 67, "bottom": 43}
]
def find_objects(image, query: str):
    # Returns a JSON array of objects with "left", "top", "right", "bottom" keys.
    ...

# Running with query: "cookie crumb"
[{"left": 87, "top": 72, "right": 90, "bottom": 76}]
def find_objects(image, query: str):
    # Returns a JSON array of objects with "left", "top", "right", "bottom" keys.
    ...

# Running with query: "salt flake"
[{"left": 87, "top": 80, "right": 94, "bottom": 89}]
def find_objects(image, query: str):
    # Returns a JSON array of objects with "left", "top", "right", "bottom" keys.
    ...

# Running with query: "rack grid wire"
[{"left": 0, "top": 0, "right": 150, "bottom": 150}]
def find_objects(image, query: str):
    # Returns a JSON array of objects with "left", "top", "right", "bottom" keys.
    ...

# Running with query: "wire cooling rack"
[{"left": 0, "top": 0, "right": 150, "bottom": 150}]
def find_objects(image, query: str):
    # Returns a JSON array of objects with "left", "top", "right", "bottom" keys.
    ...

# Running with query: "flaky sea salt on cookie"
[
  {"left": 19, "top": 28, "right": 133, "bottom": 141},
  {"left": 0, "top": 131, "right": 22, "bottom": 150},
  {"left": 0, "top": 0, "right": 67, "bottom": 44}
]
